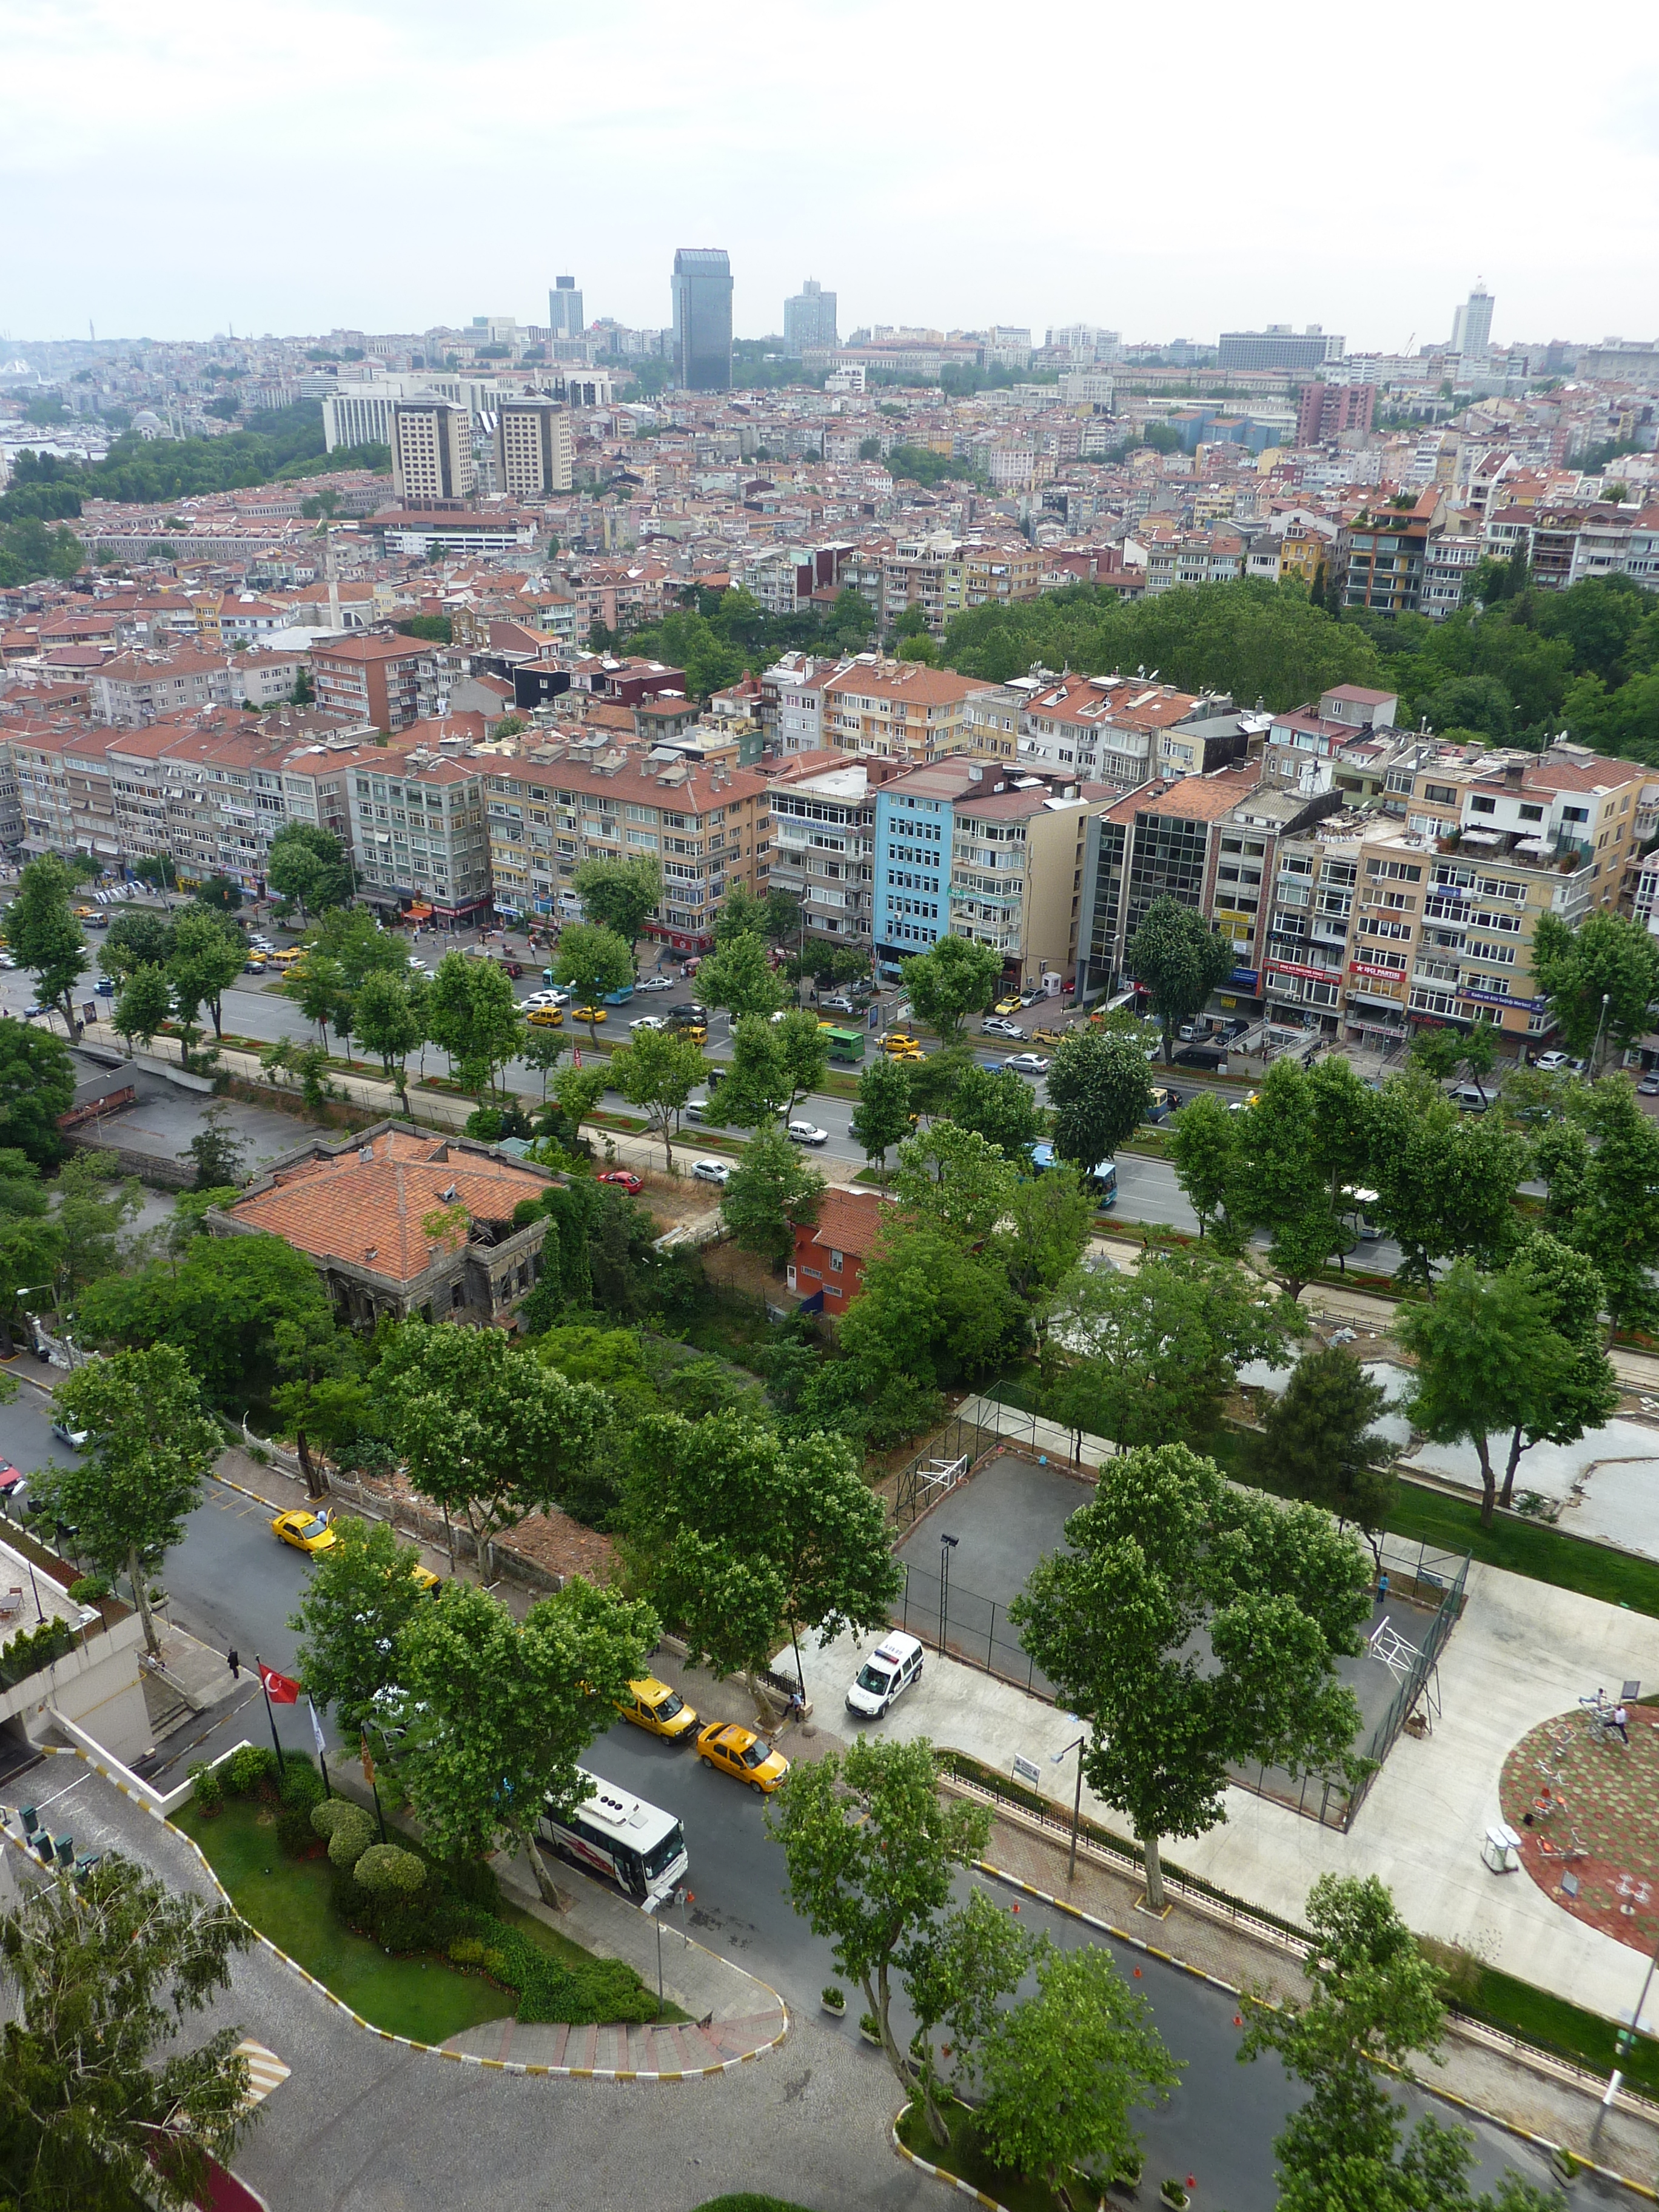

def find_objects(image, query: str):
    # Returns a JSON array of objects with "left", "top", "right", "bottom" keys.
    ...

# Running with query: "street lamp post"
[
  {"left": 1592, "top": 990, "right": 1614, "bottom": 1076},
  {"left": 938, "top": 1533, "right": 957, "bottom": 1659},
  {"left": 1051, "top": 1732, "right": 1088, "bottom": 1882}
]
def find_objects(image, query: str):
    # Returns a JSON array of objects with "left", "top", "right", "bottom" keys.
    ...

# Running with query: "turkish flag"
[{"left": 258, "top": 1664, "right": 300, "bottom": 1705}]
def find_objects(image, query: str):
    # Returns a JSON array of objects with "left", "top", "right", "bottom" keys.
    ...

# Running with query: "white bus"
[{"left": 537, "top": 1767, "right": 688, "bottom": 1913}]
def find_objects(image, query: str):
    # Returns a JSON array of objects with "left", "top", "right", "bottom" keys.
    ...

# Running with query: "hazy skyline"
[{"left": 4, "top": 0, "right": 1657, "bottom": 350}]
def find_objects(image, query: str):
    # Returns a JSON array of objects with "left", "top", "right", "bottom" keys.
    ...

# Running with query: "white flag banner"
[{"left": 308, "top": 1697, "right": 326, "bottom": 1758}]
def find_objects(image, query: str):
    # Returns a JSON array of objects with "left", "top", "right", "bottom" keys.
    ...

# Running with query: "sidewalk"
[
  {"left": 446, "top": 1847, "right": 788, "bottom": 2076},
  {"left": 798, "top": 1555, "right": 1659, "bottom": 2030}
]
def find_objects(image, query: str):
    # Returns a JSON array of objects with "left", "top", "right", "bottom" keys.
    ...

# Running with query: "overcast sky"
[{"left": 4, "top": 0, "right": 1657, "bottom": 351}]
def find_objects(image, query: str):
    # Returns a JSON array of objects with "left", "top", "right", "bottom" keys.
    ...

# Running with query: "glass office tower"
[{"left": 671, "top": 248, "right": 733, "bottom": 391}]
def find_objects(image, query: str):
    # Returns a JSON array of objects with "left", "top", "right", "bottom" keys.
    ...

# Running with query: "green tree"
[
  {"left": 1250, "top": 1347, "right": 1396, "bottom": 1568},
  {"left": 1049, "top": 1247, "right": 1299, "bottom": 1454},
  {"left": 1045, "top": 1028, "right": 1152, "bottom": 1172},
  {"left": 720, "top": 1123, "right": 825, "bottom": 1265},
  {"left": 1533, "top": 908, "right": 1659, "bottom": 1070},
  {"left": 167, "top": 911, "right": 244, "bottom": 1041},
  {"left": 289, "top": 1513, "right": 431, "bottom": 1732},
  {"left": 978, "top": 1943, "right": 1181, "bottom": 2193},
  {"left": 1396, "top": 1258, "right": 1577, "bottom": 1527},
  {"left": 838, "top": 1219, "right": 1024, "bottom": 1389},
  {"left": 395, "top": 1575, "right": 657, "bottom": 1902},
  {"left": 99, "top": 908, "right": 175, "bottom": 982},
  {"left": 766, "top": 1737, "right": 993, "bottom": 2134},
  {"left": 1366, "top": 1071, "right": 1525, "bottom": 1287},
  {"left": 891, "top": 1121, "right": 1017, "bottom": 1245},
  {"left": 705, "top": 1010, "right": 827, "bottom": 1129},
  {"left": 1123, "top": 895, "right": 1235, "bottom": 1060},
  {"left": 372, "top": 1319, "right": 610, "bottom": 1574},
  {"left": 520, "top": 1021, "right": 567, "bottom": 1104},
  {"left": 0, "top": 1150, "right": 59, "bottom": 1358},
  {"left": 1495, "top": 1233, "right": 1618, "bottom": 1507},
  {"left": 997, "top": 1164, "right": 1094, "bottom": 1315},
  {"left": 900, "top": 935, "right": 1004, "bottom": 1047},
  {"left": 571, "top": 853, "right": 663, "bottom": 959},
  {"left": 270, "top": 1301, "right": 368, "bottom": 1498},
  {"left": 851, "top": 1051, "right": 914, "bottom": 1170},
  {"left": 1547, "top": 1079, "right": 1659, "bottom": 1331},
  {"left": 0, "top": 1018, "right": 76, "bottom": 1166},
  {"left": 1167, "top": 1090, "right": 1240, "bottom": 1241},
  {"left": 608, "top": 1024, "right": 705, "bottom": 1171},
  {"left": 903, "top": 1891, "right": 1039, "bottom": 2153},
  {"left": 7, "top": 855, "right": 87, "bottom": 1037},
  {"left": 623, "top": 1410, "right": 900, "bottom": 1692},
  {"left": 112, "top": 963, "right": 172, "bottom": 1057},
  {"left": 696, "top": 929, "right": 787, "bottom": 1019},
  {"left": 352, "top": 967, "right": 425, "bottom": 1090},
  {"left": 0, "top": 1852, "right": 256, "bottom": 2212},
  {"left": 266, "top": 820, "right": 352, "bottom": 919},
  {"left": 945, "top": 1062, "right": 1045, "bottom": 1159},
  {"left": 304, "top": 906, "right": 410, "bottom": 991},
  {"left": 1011, "top": 1442, "right": 1371, "bottom": 1909},
  {"left": 552, "top": 923, "right": 634, "bottom": 1044},
  {"left": 33, "top": 1344, "right": 222, "bottom": 1657},
  {"left": 1236, "top": 1872, "right": 1557, "bottom": 2212},
  {"left": 76, "top": 1230, "right": 336, "bottom": 1413},
  {"left": 1230, "top": 1059, "right": 1352, "bottom": 1297},
  {"left": 50, "top": 1150, "right": 141, "bottom": 1305},
  {"left": 180, "top": 1102, "right": 247, "bottom": 1191},
  {"left": 282, "top": 950, "right": 350, "bottom": 1055}
]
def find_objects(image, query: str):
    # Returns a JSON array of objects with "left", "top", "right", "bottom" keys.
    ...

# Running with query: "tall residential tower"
[
  {"left": 548, "top": 275, "right": 584, "bottom": 338},
  {"left": 784, "top": 278, "right": 837, "bottom": 355},
  {"left": 1450, "top": 283, "right": 1495, "bottom": 360}
]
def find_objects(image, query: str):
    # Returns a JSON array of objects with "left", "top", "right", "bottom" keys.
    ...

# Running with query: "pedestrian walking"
[
  {"left": 1613, "top": 1703, "right": 1631, "bottom": 1744},
  {"left": 1375, "top": 1570, "right": 1389, "bottom": 1607},
  {"left": 227, "top": 1647, "right": 241, "bottom": 1680}
]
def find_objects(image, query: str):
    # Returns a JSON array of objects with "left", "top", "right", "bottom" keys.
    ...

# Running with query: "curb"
[
  {"left": 976, "top": 1861, "right": 1659, "bottom": 2205},
  {"left": 8, "top": 1745, "right": 790, "bottom": 2085},
  {"left": 889, "top": 2117, "right": 1009, "bottom": 2210}
]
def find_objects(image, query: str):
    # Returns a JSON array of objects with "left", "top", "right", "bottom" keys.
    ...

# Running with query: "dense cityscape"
[{"left": 4, "top": 75, "right": 1659, "bottom": 2212}]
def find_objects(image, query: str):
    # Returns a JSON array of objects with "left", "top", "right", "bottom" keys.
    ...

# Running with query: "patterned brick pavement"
[{"left": 1500, "top": 1706, "right": 1659, "bottom": 1956}]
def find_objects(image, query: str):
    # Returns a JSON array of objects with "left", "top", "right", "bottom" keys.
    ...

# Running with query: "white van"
[{"left": 846, "top": 1633, "right": 924, "bottom": 1719}]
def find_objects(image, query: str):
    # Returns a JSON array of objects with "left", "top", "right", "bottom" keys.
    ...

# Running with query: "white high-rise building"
[
  {"left": 390, "top": 403, "right": 475, "bottom": 504},
  {"left": 548, "top": 276, "right": 585, "bottom": 338},
  {"left": 1450, "top": 283, "right": 1495, "bottom": 361}
]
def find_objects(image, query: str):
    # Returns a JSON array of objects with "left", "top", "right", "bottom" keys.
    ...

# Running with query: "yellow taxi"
[
  {"left": 993, "top": 996, "right": 1024, "bottom": 1016},
  {"left": 695, "top": 1721, "right": 789, "bottom": 1794},
  {"left": 526, "top": 1005, "right": 564, "bottom": 1028},
  {"left": 74, "top": 905, "right": 96, "bottom": 920},
  {"left": 1031, "top": 1025, "right": 1070, "bottom": 1050},
  {"left": 411, "top": 1564, "right": 441, "bottom": 1595},
  {"left": 571, "top": 1004, "right": 608, "bottom": 1024},
  {"left": 880, "top": 1031, "right": 922, "bottom": 1061},
  {"left": 618, "top": 1675, "right": 699, "bottom": 1741},
  {"left": 271, "top": 1509, "right": 338, "bottom": 1555}
]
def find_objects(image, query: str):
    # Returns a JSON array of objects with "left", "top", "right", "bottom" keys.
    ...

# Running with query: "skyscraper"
[
  {"left": 783, "top": 278, "right": 837, "bottom": 356},
  {"left": 548, "top": 275, "right": 584, "bottom": 339},
  {"left": 672, "top": 248, "right": 733, "bottom": 391},
  {"left": 1450, "top": 283, "right": 1494, "bottom": 360},
  {"left": 492, "top": 402, "right": 573, "bottom": 497},
  {"left": 390, "top": 402, "right": 474, "bottom": 505}
]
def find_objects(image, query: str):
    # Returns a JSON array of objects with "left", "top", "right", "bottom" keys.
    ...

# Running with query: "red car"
[
  {"left": 0, "top": 1463, "right": 24, "bottom": 1499},
  {"left": 597, "top": 1170, "right": 643, "bottom": 1196}
]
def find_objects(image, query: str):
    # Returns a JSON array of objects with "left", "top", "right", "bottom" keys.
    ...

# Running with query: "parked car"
[
  {"left": 0, "top": 1461, "right": 25, "bottom": 1498},
  {"left": 597, "top": 1169, "right": 643, "bottom": 1195},
  {"left": 1535, "top": 1050, "right": 1570, "bottom": 1072},
  {"left": 271, "top": 1509, "right": 337, "bottom": 1555},
  {"left": 786, "top": 1121, "right": 829, "bottom": 1147},
  {"left": 845, "top": 1632, "right": 924, "bottom": 1720},
  {"left": 819, "top": 994, "right": 856, "bottom": 1014},
  {"left": 982, "top": 1017, "right": 1022, "bottom": 1039},
  {"left": 1639, "top": 1075, "right": 1659, "bottom": 1098},
  {"left": 1004, "top": 1053, "right": 1051, "bottom": 1077},
  {"left": 993, "top": 996, "right": 1024, "bottom": 1017},
  {"left": 691, "top": 1159, "right": 730, "bottom": 1185},
  {"left": 1449, "top": 1084, "right": 1489, "bottom": 1113}
]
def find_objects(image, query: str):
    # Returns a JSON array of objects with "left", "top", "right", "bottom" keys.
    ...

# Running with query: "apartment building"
[
  {"left": 1338, "top": 491, "right": 1443, "bottom": 615},
  {"left": 1013, "top": 671, "right": 1245, "bottom": 788},
  {"left": 481, "top": 739, "right": 769, "bottom": 948},
  {"left": 309, "top": 635, "right": 441, "bottom": 734},
  {"left": 759, "top": 653, "right": 845, "bottom": 754},
  {"left": 820, "top": 659, "right": 996, "bottom": 763},
  {"left": 492, "top": 403, "right": 573, "bottom": 498},
  {"left": 879, "top": 535, "right": 1042, "bottom": 637},
  {"left": 762, "top": 752, "right": 886, "bottom": 943},
  {"left": 1260, "top": 686, "right": 1401, "bottom": 799},
  {"left": 347, "top": 742, "right": 492, "bottom": 923},
  {"left": 737, "top": 545, "right": 853, "bottom": 617},
  {"left": 1258, "top": 743, "right": 1646, "bottom": 1047},
  {"left": 390, "top": 403, "right": 475, "bottom": 504},
  {"left": 1076, "top": 758, "right": 1267, "bottom": 997},
  {"left": 91, "top": 648, "right": 236, "bottom": 728}
]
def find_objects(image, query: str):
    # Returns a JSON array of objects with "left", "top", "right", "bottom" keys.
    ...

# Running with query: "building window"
[{"left": 830, "top": 1250, "right": 843, "bottom": 1273}]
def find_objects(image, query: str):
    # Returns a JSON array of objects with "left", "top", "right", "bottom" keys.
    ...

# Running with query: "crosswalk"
[{"left": 234, "top": 2040, "right": 290, "bottom": 2108}]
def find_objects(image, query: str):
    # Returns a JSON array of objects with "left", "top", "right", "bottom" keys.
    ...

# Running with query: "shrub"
[
  {"left": 441, "top": 1855, "right": 501, "bottom": 1915},
  {"left": 448, "top": 1936, "right": 488, "bottom": 1967},
  {"left": 278, "top": 1759, "right": 326, "bottom": 1813},
  {"left": 326, "top": 1806, "right": 377, "bottom": 1872},
  {"left": 67, "top": 1575, "right": 112, "bottom": 1607},
  {"left": 310, "top": 1796, "right": 358, "bottom": 1839},
  {"left": 355, "top": 1843, "right": 426, "bottom": 1895},
  {"left": 189, "top": 1762, "right": 225, "bottom": 1815},
  {"left": 275, "top": 1802, "right": 321, "bottom": 1858},
  {"left": 226, "top": 1744, "right": 279, "bottom": 1798}
]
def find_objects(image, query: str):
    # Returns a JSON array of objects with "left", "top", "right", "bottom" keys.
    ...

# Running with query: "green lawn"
[{"left": 176, "top": 1799, "right": 511, "bottom": 2043}]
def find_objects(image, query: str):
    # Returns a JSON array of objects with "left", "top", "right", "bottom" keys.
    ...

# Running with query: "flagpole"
[{"left": 255, "top": 1655, "right": 285, "bottom": 1774}]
